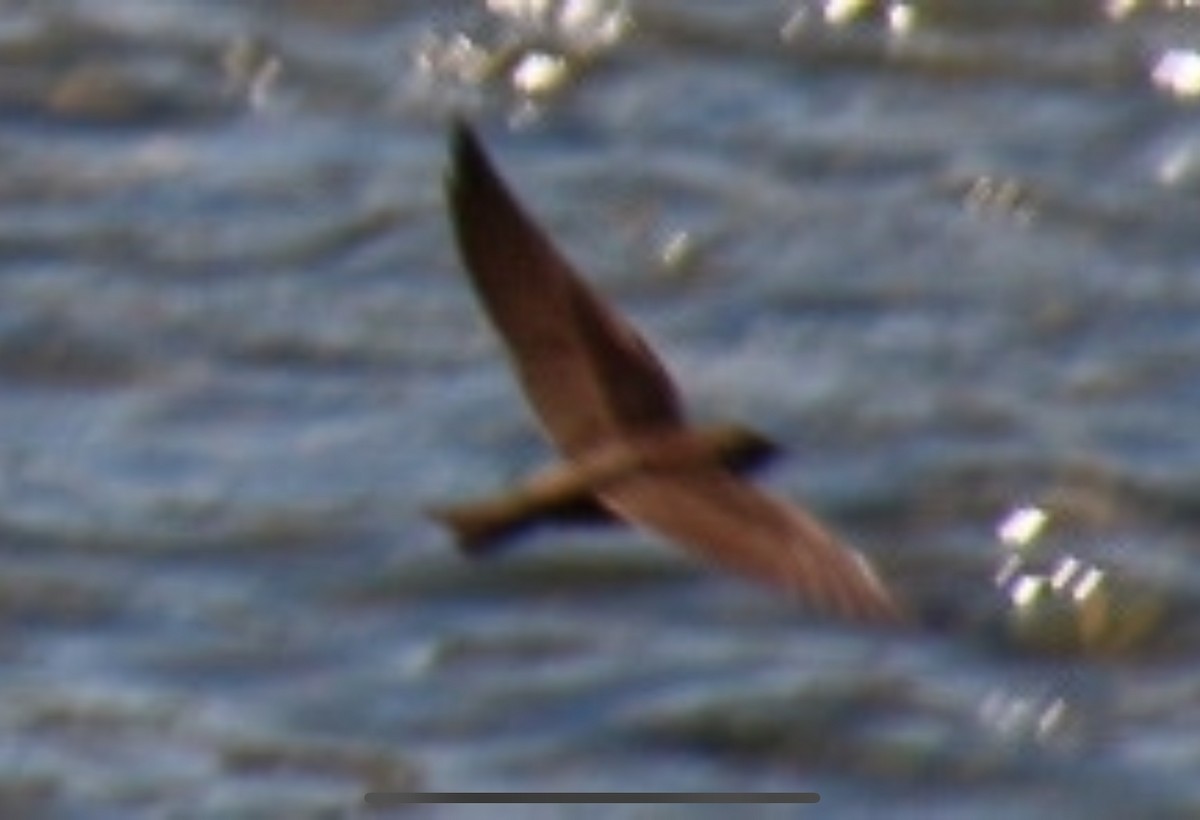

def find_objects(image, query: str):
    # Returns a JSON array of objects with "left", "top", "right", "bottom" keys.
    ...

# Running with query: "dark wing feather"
[
  {"left": 447, "top": 123, "right": 683, "bottom": 457},
  {"left": 598, "top": 468, "right": 904, "bottom": 622}
]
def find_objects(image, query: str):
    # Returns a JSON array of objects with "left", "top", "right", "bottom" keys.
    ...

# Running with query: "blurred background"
[{"left": 1, "top": 1, "right": 1200, "bottom": 816}]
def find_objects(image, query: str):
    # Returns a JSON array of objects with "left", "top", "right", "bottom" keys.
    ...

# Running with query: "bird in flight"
[{"left": 429, "top": 122, "right": 906, "bottom": 624}]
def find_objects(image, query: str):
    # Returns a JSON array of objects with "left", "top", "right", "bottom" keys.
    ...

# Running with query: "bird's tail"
[{"left": 425, "top": 497, "right": 532, "bottom": 557}]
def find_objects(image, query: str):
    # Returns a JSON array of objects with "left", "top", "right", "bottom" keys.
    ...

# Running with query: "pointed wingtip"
[
  {"left": 446, "top": 118, "right": 492, "bottom": 200},
  {"left": 448, "top": 116, "right": 473, "bottom": 162},
  {"left": 837, "top": 555, "right": 910, "bottom": 626},
  {"left": 446, "top": 118, "right": 468, "bottom": 191},
  {"left": 445, "top": 119, "right": 521, "bottom": 258}
]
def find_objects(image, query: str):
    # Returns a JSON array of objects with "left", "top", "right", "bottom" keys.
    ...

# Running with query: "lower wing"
[{"left": 598, "top": 467, "right": 906, "bottom": 624}]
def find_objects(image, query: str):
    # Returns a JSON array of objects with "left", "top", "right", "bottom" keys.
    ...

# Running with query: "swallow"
[{"left": 429, "top": 122, "right": 905, "bottom": 624}]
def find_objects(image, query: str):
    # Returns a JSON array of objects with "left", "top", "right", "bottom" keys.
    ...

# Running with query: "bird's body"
[{"left": 431, "top": 123, "right": 905, "bottom": 624}]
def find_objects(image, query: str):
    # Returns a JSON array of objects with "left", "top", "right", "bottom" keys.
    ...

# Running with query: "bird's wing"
[
  {"left": 447, "top": 123, "right": 683, "bottom": 457},
  {"left": 598, "top": 467, "right": 904, "bottom": 623}
]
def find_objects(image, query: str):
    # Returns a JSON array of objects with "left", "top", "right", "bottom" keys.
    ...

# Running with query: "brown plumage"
[{"left": 431, "top": 121, "right": 905, "bottom": 624}]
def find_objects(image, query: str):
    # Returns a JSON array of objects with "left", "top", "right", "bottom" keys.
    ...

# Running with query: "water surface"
[{"left": 2, "top": 1, "right": 1200, "bottom": 817}]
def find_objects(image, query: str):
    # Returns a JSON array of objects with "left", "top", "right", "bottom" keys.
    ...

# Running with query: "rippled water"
[{"left": 3, "top": 1, "right": 1200, "bottom": 817}]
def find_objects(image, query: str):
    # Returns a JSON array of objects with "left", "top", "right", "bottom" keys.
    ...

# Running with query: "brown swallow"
[{"left": 430, "top": 121, "right": 905, "bottom": 624}]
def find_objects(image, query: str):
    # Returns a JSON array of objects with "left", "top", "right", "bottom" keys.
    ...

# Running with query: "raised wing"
[
  {"left": 447, "top": 123, "right": 683, "bottom": 457},
  {"left": 599, "top": 467, "right": 904, "bottom": 622}
]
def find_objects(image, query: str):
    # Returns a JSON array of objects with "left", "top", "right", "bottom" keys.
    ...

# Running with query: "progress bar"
[{"left": 364, "top": 792, "right": 820, "bottom": 805}]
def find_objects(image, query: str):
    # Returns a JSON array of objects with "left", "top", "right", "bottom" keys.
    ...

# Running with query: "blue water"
[{"left": 1, "top": 2, "right": 1199, "bottom": 817}]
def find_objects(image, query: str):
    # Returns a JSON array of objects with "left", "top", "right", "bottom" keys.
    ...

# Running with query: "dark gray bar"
[{"left": 364, "top": 792, "right": 819, "bottom": 805}]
